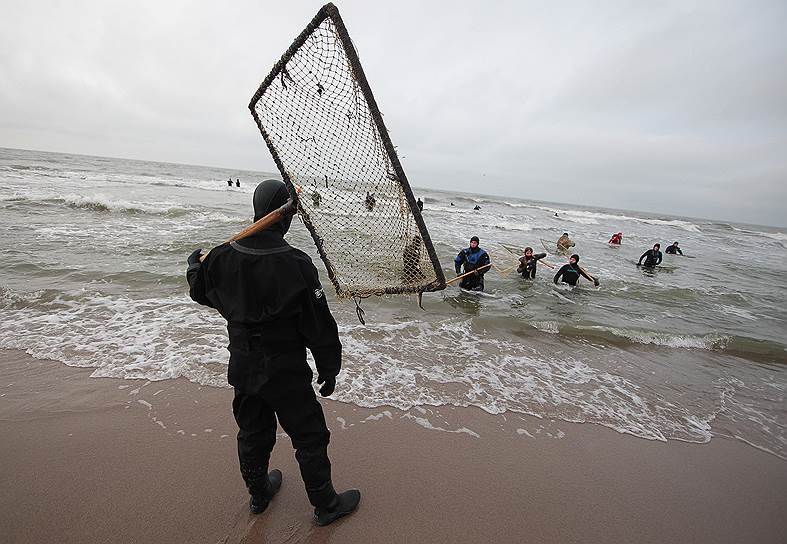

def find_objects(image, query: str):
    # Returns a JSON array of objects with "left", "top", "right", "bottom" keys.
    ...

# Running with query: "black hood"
[{"left": 253, "top": 179, "right": 292, "bottom": 234}]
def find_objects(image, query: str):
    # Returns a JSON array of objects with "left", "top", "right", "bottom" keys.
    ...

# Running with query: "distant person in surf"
[
  {"left": 236, "top": 179, "right": 241, "bottom": 187},
  {"left": 365, "top": 192, "right": 376, "bottom": 211},
  {"left": 517, "top": 247, "right": 548, "bottom": 280},
  {"left": 227, "top": 178, "right": 233, "bottom": 187},
  {"left": 638, "top": 244, "right": 663, "bottom": 267},
  {"left": 186, "top": 179, "right": 360, "bottom": 525},
  {"left": 608, "top": 232, "right": 623, "bottom": 245},
  {"left": 556, "top": 232, "right": 575, "bottom": 251},
  {"left": 553, "top": 254, "right": 599, "bottom": 287},
  {"left": 311, "top": 191, "right": 322, "bottom": 207},
  {"left": 416, "top": 197, "right": 423, "bottom": 211},
  {"left": 665, "top": 242, "right": 683, "bottom": 255},
  {"left": 454, "top": 236, "right": 490, "bottom": 291},
  {"left": 450, "top": 202, "right": 455, "bottom": 206},
  {"left": 554, "top": 212, "right": 559, "bottom": 217},
  {"left": 473, "top": 204, "right": 481, "bottom": 211}
]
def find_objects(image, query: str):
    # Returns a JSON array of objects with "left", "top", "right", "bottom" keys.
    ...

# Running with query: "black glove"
[
  {"left": 187, "top": 249, "right": 203, "bottom": 266},
  {"left": 317, "top": 374, "right": 336, "bottom": 397},
  {"left": 594, "top": 279, "right": 600, "bottom": 287}
]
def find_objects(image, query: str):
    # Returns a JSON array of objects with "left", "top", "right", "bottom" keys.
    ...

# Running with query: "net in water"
[{"left": 248, "top": 3, "right": 445, "bottom": 300}]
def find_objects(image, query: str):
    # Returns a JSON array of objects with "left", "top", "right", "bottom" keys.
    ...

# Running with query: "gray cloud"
[{"left": 1, "top": 0, "right": 785, "bottom": 226}]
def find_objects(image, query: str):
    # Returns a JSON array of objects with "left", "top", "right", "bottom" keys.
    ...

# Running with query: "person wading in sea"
[
  {"left": 553, "top": 254, "right": 599, "bottom": 287},
  {"left": 556, "top": 232, "right": 575, "bottom": 252},
  {"left": 454, "top": 236, "right": 490, "bottom": 291},
  {"left": 517, "top": 247, "right": 548, "bottom": 280},
  {"left": 186, "top": 179, "right": 360, "bottom": 526},
  {"left": 665, "top": 242, "right": 682, "bottom": 255},
  {"left": 638, "top": 244, "right": 663, "bottom": 267}
]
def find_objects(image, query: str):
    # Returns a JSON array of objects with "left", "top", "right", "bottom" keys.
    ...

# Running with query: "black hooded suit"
[{"left": 186, "top": 180, "right": 341, "bottom": 508}]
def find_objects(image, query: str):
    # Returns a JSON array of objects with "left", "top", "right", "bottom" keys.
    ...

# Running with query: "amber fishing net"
[{"left": 249, "top": 3, "right": 445, "bottom": 299}]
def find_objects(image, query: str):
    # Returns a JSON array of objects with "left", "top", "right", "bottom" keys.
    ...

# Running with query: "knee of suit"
[
  {"left": 237, "top": 427, "right": 277, "bottom": 452},
  {"left": 291, "top": 429, "right": 330, "bottom": 452}
]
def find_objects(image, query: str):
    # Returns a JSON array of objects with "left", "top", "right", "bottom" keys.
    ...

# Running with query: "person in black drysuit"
[
  {"left": 517, "top": 246, "right": 547, "bottom": 279},
  {"left": 236, "top": 178, "right": 241, "bottom": 187},
  {"left": 665, "top": 242, "right": 682, "bottom": 255},
  {"left": 638, "top": 243, "right": 663, "bottom": 267},
  {"left": 454, "top": 236, "right": 490, "bottom": 291},
  {"left": 553, "top": 254, "right": 599, "bottom": 286},
  {"left": 227, "top": 178, "right": 233, "bottom": 187},
  {"left": 186, "top": 179, "right": 360, "bottom": 526},
  {"left": 416, "top": 197, "right": 423, "bottom": 212}
]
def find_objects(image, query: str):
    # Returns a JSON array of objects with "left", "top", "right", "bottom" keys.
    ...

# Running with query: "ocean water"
[{"left": 1, "top": 147, "right": 785, "bottom": 459}]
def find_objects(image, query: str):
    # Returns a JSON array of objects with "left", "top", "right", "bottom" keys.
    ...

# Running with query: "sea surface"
[{"left": 1, "top": 147, "right": 785, "bottom": 459}]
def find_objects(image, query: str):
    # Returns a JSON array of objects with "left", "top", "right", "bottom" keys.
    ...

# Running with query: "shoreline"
[{"left": 1, "top": 348, "right": 785, "bottom": 543}]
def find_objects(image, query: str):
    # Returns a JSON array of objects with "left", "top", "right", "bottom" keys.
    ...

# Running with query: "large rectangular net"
[{"left": 249, "top": 3, "right": 445, "bottom": 299}]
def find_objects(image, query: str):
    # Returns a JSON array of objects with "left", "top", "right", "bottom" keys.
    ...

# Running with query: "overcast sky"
[{"left": 1, "top": 0, "right": 785, "bottom": 227}]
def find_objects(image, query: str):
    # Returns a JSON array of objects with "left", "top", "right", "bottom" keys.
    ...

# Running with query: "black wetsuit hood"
[{"left": 253, "top": 179, "right": 292, "bottom": 234}]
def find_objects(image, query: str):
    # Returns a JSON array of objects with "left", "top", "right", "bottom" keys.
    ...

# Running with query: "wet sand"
[{"left": 1, "top": 348, "right": 785, "bottom": 543}]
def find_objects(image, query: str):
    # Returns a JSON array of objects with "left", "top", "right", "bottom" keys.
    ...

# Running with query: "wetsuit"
[
  {"left": 556, "top": 236, "right": 575, "bottom": 251},
  {"left": 517, "top": 253, "right": 547, "bottom": 279},
  {"left": 553, "top": 263, "right": 596, "bottom": 286},
  {"left": 638, "top": 249, "right": 663, "bottom": 267},
  {"left": 416, "top": 199, "right": 423, "bottom": 211},
  {"left": 609, "top": 234, "right": 622, "bottom": 245},
  {"left": 665, "top": 244, "right": 682, "bottom": 255},
  {"left": 454, "top": 246, "right": 490, "bottom": 291},
  {"left": 187, "top": 229, "right": 341, "bottom": 509}
]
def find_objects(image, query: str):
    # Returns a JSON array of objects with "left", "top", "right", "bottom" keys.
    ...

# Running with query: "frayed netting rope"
[{"left": 249, "top": 3, "right": 445, "bottom": 301}]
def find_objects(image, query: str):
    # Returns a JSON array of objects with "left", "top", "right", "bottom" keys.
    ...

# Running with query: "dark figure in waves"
[
  {"left": 553, "top": 254, "right": 599, "bottom": 287},
  {"left": 454, "top": 236, "right": 490, "bottom": 291},
  {"left": 665, "top": 242, "right": 683, "bottom": 255},
  {"left": 186, "top": 179, "right": 360, "bottom": 526},
  {"left": 638, "top": 243, "right": 663, "bottom": 267},
  {"left": 517, "top": 247, "right": 547, "bottom": 279},
  {"left": 228, "top": 178, "right": 233, "bottom": 187}
]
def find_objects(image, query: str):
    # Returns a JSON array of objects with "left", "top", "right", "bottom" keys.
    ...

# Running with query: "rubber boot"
[
  {"left": 313, "top": 489, "right": 361, "bottom": 526},
  {"left": 249, "top": 469, "right": 282, "bottom": 514}
]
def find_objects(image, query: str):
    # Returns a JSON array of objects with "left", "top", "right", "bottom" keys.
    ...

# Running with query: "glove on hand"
[
  {"left": 317, "top": 374, "right": 336, "bottom": 397},
  {"left": 187, "top": 249, "right": 203, "bottom": 266}
]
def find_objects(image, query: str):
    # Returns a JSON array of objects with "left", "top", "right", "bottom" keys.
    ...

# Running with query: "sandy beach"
[{"left": 1, "top": 348, "right": 784, "bottom": 543}]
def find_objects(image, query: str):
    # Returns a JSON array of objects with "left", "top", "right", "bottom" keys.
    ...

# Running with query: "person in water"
[
  {"left": 403, "top": 234, "right": 423, "bottom": 281},
  {"left": 186, "top": 180, "right": 360, "bottom": 526},
  {"left": 665, "top": 241, "right": 683, "bottom": 255},
  {"left": 638, "top": 243, "right": 663, "bottom": 267},
  {"left": 416, "top": 197, "right": 423, "bottom": 212},
  {"left": 473, "top": 204, "right": 481, "bottom": 211},
  {"left": 608, "top": 232, "right": 623, "bottom": 245},
  {"left": 228, "top": 178, "right": 233, "bottom": 187},
  {"left": 517, "top": 247, "right": 547, "bottom": 279},
  {"left": 556, "top": 232, "right": 575, "bottom": 251},
  {"left": 311, "top": 191, "right": 322, "bottom": 208},
  {"left": 553, "top": 254, "right": 599, "bottom": 286},
  {"left": 365, "top": 192, "right": 376, "bottom": 211},
  {"left": 454, "top": 236, "right": 490, "bottom": 291},
  {"left": 236, "top": 179, "right": 241, "bottom": 187}
]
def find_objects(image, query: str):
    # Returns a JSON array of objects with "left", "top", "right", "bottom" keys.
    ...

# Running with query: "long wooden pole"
[
  {"left": 578, "top": 264, "right": 598, "bottom": 284},
  {"left": 445, "top": 263, "right": 493, "bottom": 286},
  {"left": 199, "top": 197, "right": 297, "bottom": 262}
]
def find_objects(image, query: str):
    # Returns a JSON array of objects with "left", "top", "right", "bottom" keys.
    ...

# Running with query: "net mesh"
[{"left": 249, "top": 3, "right": 445, "bottom": 299}]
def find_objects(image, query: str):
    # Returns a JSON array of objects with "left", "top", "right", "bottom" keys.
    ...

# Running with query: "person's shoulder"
[
  {"left": 287, "top": 246, "right": 314, "bottom": 265},
  {"left": 201, "top": 243, "right": 232, "bottom": 263}
]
